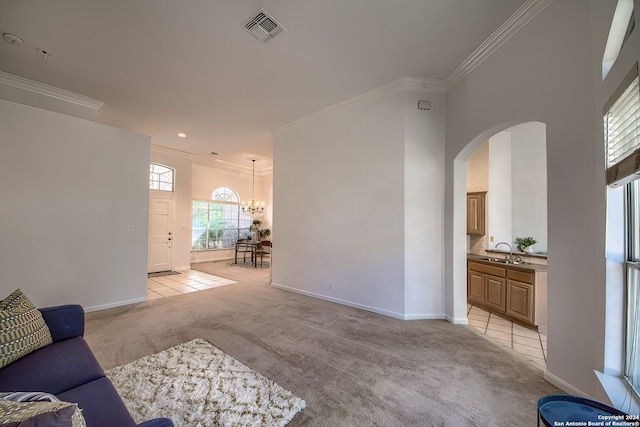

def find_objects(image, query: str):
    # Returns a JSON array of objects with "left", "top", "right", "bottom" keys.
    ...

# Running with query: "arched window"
[
  {"left": 149, "top": 163, "right": 174, "bottom": 192},
  {"left": 602, "top": 0, "right": 635, "bottom": 79},
  {"left": 211, "top": 186, "right": 239, "bottom": 202},
  {"left": 192, "top": 186, "right": 252, "bottom": 250}
]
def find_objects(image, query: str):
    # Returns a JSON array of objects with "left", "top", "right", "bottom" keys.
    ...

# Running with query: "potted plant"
[
  {"left": 514, "top": 236, "right": 537, "bottom": 253},
  {"left": 249, "top": 219, "right": 271, "bottom": 241},
  {"left": 258, "top": 228, "right": 271, "bottom": 241}
]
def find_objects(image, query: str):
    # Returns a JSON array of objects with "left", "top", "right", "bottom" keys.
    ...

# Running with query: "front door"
[{"left": 148, "top": 198, "right": 173, "bottom": 273}]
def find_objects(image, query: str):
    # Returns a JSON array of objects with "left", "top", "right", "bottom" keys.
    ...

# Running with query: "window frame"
[
  {"left": 611, "top": 63, "right": 640, "bottom": 397},
  {"left": 149, "top": 163, "right": 175, "bottom": 192},
  {"left": 625, "top": 180, "right": 640, "bottom": 396},
  {"left": 191, "top": 187, "right": 251, "bottom": 251}
]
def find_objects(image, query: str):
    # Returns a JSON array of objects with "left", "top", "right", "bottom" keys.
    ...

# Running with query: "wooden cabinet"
[
  {"left": 468, "top": 259, "right": 547, "bottom": 330},
  {"left": 467, "top": 192, "right": 486, "bottom": 235},
  {"left": 506, "top": 268, "right": 547, "bottom": 328},
  {"left": 467, "top": 269, "right": 485, "bottom": 306},
  {"left": 506, "top": 280, "right": 534, "bottom": 324},
  {"left": 467, "top": 262, "right": 506, "bottom": 313},
  {"left": 485, "top": 275, "right": 506, "bottom": 313}
]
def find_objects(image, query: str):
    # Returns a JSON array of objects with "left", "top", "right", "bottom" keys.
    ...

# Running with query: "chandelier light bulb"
[{"left": 241, "top": 159, "right": 265, "bottom": 216}]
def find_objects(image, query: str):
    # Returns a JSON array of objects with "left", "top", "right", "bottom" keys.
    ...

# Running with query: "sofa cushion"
[
  {"left": 58, "top": 377, "right": 137, "bottom": 427},
  {"left": 0, "top": 289, "right": 53, "bottom": 369},
  {"left": 39, "top": 305, "right": 85, "bottom": 342},
  {"left": 0, "top": 337, "right": 104, "bottom": 395}
]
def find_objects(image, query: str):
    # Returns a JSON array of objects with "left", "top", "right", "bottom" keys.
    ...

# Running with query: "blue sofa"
[{"left": 0, "top": 304, "right": 173, "bottom": 427}]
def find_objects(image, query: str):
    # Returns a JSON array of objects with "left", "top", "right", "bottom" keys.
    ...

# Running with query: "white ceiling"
[{"left": 0, "top": 0, "right": 527, "bottom": 172}]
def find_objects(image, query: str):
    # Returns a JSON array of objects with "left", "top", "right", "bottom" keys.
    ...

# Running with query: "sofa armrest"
[
  {"left": 137, "top": 418, "right": 174, "bottom": 427},
  {"left": 39, "top": 305, "right": 85, "bottom": 342}
]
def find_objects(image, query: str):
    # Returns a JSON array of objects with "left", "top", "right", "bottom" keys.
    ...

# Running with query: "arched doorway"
[{"left": 451, "top": 121, "right": 548, "bottom": 367}]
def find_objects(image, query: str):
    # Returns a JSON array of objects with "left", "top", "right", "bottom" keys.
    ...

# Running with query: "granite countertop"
[{"left": 467, "top": 253, "right": 548, "bottom": 272}]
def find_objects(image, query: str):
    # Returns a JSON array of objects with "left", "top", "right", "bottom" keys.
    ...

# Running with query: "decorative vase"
[{"left": 524, "top": 246, "right": 534, "bottom": 254}]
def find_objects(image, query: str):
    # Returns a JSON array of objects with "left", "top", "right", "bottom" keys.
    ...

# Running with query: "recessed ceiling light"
[{"left": 177, "top": 132, "right": 186, "bottom": 138}]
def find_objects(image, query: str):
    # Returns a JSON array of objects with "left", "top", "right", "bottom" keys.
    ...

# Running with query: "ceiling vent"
[{"left": 243, "top": 9, "right": 285, "bottom": 44}]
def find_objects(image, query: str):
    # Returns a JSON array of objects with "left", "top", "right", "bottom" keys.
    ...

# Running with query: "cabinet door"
[
  {"left": 467, "top": 192, "right": 486, "bottom": 235},
  {"left": 507, "top": 280, "right": 534, "bottom": 323},
  {"left": 467, "top": 270, "right": 485, "bottom": 305},
  {"left": 485, "top": 275, "right": 506, "bottom": 313}
]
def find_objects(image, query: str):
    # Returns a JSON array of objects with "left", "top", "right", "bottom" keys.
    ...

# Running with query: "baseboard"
[
  {"left": 404, "top": 313, "right": 446, "bottom": 320},
  {"left": 190, "top": 257, "right": 235, "bottom": 265},
  {"left": 85, "top": 297, "right": 147, "bottom": 313},
  {"left": 445, "top": 314, "right": 469, "bottom": 325},
  {"left": 544, "top": 370, "right": 592, "bottom": 398},
  {"left": 270, "top": 282, "right": 443, "bottom": 320}
]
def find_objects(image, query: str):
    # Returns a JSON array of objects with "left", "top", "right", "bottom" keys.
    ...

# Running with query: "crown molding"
[
  {"left": 0, "top": 71, "right": 103, "bottom": 110},
  {"left": 152, "top": 144, "right": 273, "bottom": 178},
  {"left": 272, "top": 76, "right": 444, "bottom": 136},
  {"left": 192, "top": 160, "right": 272, "bottom": 180},
  {"left": 444, "top": 0, "right": 555, "bottom": 91},
  {"left": 403, "top": 77, "right": 446, "bottom": 93},
  {"left": 212, "top": 158, "right": 273, "bottom": 177}
]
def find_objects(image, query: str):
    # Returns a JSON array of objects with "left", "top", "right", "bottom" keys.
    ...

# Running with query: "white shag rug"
[{"left": 105, "top": 339, "right": 306, "bottom": 427}]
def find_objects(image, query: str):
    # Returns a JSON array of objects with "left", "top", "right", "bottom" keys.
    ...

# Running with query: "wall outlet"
[
  {"left": 329, "top": 282, "right": 334, "bottom": 290},
  {"left": 490, "top": 235, "right": 494, "bottom": 242}
]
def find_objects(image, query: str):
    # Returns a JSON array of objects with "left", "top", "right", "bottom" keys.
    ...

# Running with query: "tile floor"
[
  {"left": 147, "top": 269, "right": 238, "bottom": 300},
  {"left": 467, "top": 304, "right": 547, "bottom": 370}
]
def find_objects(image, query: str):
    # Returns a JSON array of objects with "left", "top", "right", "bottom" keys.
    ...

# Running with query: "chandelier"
[{"left": 241, "top": 159, "right": 265, "bottom": 216}]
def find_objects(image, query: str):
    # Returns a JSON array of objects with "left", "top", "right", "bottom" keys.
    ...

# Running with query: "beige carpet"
[{"left": 85, "top": 260, "right": 560, "bottom": 426}]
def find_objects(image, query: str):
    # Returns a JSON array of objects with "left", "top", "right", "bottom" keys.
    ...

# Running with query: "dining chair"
[
  {"left": 255, "top": 241, "right": 271, "bottom": 267},
  {"left": 236, "top": 238, "right": 253, "bottom": 264}
]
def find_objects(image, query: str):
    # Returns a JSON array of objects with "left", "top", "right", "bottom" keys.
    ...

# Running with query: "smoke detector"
[
  {"left": 3, "top": 33, "right": 24, "bottom": 45},
  {"left": 242, "top": 9, "right": 285, "bottom": 43}
]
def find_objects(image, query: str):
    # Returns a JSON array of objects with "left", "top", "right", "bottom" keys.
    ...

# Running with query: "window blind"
[{"left": 605, "top": 63, "right": 640, "bottom": 186}]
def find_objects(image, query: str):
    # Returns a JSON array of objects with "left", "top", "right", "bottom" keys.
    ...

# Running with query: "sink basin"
[{"left": 478, "top": 257, "right": 519, "bottom": 264}]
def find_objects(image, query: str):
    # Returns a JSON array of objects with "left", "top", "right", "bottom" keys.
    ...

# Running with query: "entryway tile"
[
  {"left": 466, "top": 305, "right": 546, "bottom": 370},
  {"left": 146, "top": 269, "right": 238, "bottom": 300}
]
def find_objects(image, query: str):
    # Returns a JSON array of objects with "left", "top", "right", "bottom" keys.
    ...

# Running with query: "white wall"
[
  {"left": 272, "top": 78, "right": 445, "bottom": 319},
  {"left": 511, "top": 122, "right": 547, "bottom": 252},
  {"left": 445, "top": 0, "right": 602, "bottom": 396},
  {"left": 404, "top": 90, "right": 446, "bottom": 318},
  {"left": 467, "top": 141, "right": 489, "bottom": 192},
  {"left": 487, "top": 131, "right": 513, "bottom": 248},
  {"left": 0, "top": 99, "right": 150, "bottom": 311}
]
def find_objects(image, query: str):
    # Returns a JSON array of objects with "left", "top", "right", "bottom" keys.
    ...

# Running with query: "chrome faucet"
[{"left": 495, "top": 242, "right": 512, "bottom": 262}]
